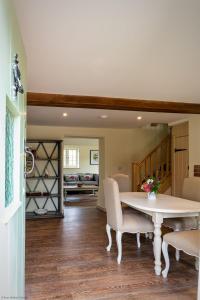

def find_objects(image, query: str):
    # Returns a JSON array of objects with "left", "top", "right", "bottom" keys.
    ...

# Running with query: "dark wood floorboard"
[{"left": 26, "top": 207, "right": 197, "bottom": 300}]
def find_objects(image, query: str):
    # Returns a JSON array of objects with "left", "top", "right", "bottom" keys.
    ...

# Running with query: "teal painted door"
[{"left": 0, "top": 0, "right": 26, "bottom": 297}]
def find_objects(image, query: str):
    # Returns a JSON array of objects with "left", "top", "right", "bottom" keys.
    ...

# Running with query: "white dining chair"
[
  {"left": 112, "top": 173, "right": 130, "bottom": 192},
  {"left": 164, "top": 177, "right": 200, "bottom": 262},
  {"left": 162, "top": 230, "right": 200, "bottom": 299},
  {"left": 112, "top": 173, "right": 152, "bottom": 240},
  {"left": 103, "top": 178, "right": 154, "bottom": 264}
]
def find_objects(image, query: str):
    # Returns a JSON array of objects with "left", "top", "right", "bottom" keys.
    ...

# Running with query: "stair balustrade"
[{"left": 132, "top": 135, "right": 171, "bottom": 193}]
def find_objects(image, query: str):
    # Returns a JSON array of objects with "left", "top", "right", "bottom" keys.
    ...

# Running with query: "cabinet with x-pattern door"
[{"left": 26, "top": 140, "right": 64, "bottom": 219}]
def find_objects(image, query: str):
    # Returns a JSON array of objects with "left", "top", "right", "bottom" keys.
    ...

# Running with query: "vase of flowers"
[
  {"left": 141, "top": 177, "right": 160, "bottom": 200},
  {"left": 147, "top": 191, "right": 156, "bottom": 200}
]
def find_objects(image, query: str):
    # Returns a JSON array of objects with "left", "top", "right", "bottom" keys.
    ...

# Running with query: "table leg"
[{"left": 152, "top": 213, "right": 163, "bottom": 276}]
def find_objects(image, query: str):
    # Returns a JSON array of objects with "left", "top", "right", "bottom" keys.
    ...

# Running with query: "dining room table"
[{"left": 120, "top": 192, "right": 200, "bottom": 276}]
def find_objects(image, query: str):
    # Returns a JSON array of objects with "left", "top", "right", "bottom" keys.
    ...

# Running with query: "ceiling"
[
  {"left": 13, "top": 0, "right": 200, "bottom": 103},
  {"left": 27, "top": 106, "right": 190, "bottom": 128}
]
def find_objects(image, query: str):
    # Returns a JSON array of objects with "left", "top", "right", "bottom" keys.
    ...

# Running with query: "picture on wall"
[{"left": 90, "top": 150, "right": 99, "bottom": 165}]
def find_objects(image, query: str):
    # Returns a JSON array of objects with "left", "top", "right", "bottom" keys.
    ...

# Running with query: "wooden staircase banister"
[
  {"left": 133, "top": 135, "right": 170, "bottom": 168},
  {"left": 132, "top": 134, "right": 171, "bottom": 192}
]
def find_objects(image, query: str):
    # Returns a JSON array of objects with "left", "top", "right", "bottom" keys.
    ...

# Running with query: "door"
[
  {"left": 172, "top": 122, "right": 189, "bottom": 197},
  {"left": 0, "top": 0, "right": 26, "bottom": 297}
]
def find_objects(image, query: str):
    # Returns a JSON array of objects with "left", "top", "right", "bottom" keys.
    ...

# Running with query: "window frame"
[
  {"left": 1, "top": 97, "right": 22, "bottom": 224},
  {"left": 63, "top": 146, "right": 80, "bottom": 169}
]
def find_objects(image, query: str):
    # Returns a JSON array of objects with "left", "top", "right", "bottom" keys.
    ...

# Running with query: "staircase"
[{"left": 132, "top": 134, "right": 171, "bottom": 193}]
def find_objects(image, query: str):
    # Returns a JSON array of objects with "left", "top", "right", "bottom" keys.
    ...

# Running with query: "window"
[
  {"left": 3, "top": 96, "right": 21, "bottom": 223},
  {"left": 5, "top": 107, "right": 14, "bottom": 207},
  {"left": 64, "top": 147, "right": 79, "bottom": 168}
]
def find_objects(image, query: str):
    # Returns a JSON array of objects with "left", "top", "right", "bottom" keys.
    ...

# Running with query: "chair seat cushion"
[
  {"left": 163, "top": 217, "right": 198, "bottom": 231},
  {"left": 164, "top": 230, "right": 200, "bottom": 257},
  {"left": 120, "top": 211, "right": 154, "bottom": 233}
]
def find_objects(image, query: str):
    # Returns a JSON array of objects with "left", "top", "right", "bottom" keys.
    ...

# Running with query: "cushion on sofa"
[
  {"left": 64, "top": 174, "right": 79, "bottom": 182},
  {"left": 79, "top": 174, "right": 94, "bottom": 181},
  {"left": 64, "top": 173, "right": 99, "bottom": 186}
]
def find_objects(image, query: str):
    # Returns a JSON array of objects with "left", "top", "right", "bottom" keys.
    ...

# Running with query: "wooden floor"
[{"left": 26, "top": 206, "right": 198, "bottom": 300}]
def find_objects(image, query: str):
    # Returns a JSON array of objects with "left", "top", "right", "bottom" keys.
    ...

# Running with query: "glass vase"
[{"left": 147, "top": 191, "right": 156, "bottom": 200}]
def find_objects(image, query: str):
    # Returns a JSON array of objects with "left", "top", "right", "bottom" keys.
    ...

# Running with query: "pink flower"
[{"left": 142, "top": 183, "right": 151, "bottom": 192}]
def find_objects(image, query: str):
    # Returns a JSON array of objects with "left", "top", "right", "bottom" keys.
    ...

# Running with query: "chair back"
[
  {"left": 103, "top": 178, "right": 123, "bottom": 230},
  {"left": 112, "top": 173, "right": 130, "bottom": 192},
  {"left": 182, "top": 177, "right": 200, "bottom": 202}
]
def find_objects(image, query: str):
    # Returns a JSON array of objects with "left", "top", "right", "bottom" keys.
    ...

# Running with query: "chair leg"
[
  {"left": 175, "top": 249, "right": 180, "bottom": 261},
  {"left": 174, "top": 229, "right": 180, "bottom": 261},
  {"left": 116, "top": 231, "right": 122, "bottom": 264},
  {"left": 162, "top": 240, "right": 170, "bottom": 278},
  {"left": 106, "top": 224, "right": 112, "bottom": 251},
  {"left": 136, "top": 233, "right": 141, "bottom": 249}
]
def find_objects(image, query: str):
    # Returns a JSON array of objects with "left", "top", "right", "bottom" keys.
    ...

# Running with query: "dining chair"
[
  {"left": 162, "top": 230, "right": 200, "bottom": 299},
  {"left": 164, "top": 177, "right": 200, "bottom": 262},
  {"left": 111, "top": 173, "right": 151, "bottom": 240},
  {"left": 112, "top": 173, "right": 130, "bottom": 192},
  {"left": 103, "top": 178, "right": 154, "bottom": 264}
]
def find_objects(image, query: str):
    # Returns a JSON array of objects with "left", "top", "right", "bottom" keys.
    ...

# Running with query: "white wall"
[
  {"left": 64, "top": 144, "right": 99, "bottom": 174},
  {"left": 27, "top": 124, "right": 168, "bottom": 208}
]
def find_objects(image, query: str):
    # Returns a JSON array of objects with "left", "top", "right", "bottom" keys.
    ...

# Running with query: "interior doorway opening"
[{"left": 63, "top": 137, "right": 103, "bottom": 209}]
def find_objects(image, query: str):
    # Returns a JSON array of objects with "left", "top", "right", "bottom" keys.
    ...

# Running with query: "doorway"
[{"left": 63, "top": 137, "right": 100, "bottom": 208}]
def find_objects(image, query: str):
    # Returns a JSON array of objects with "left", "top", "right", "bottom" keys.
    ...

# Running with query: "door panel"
[
  {"left": 0, "top": 0, "right": 26, "bottom": 297},
  {"left": 172, "top": 123, "right": 189, "bottom": 197}
]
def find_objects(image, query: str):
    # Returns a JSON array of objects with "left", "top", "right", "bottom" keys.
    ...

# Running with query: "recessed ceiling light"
[
  {"left": 63, "top": 112, "right": 68, "bottom": 117},
  {"left": 137, "top": 116, "right": 142, "bottom": 120},
  {"left": 100, "top": 115, "right": 108, "bottom": 119}
]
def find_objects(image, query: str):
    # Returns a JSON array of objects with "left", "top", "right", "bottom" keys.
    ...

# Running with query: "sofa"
[{"left": 63, "top": 173, "right": 99, "bottom": 186}]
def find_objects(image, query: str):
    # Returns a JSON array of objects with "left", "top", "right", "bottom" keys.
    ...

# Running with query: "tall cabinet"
[{"left": 26, "top": 140, "right": 64, "bottom": 219}]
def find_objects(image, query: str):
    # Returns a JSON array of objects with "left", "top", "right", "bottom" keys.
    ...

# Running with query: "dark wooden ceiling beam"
[{"left": 27, "top": 92, "right": 200, "bottom": 114}]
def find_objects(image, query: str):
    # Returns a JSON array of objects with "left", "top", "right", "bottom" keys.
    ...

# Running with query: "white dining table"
[{"left": 120, "top": 192, "right": 200, "bottom": 276}]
